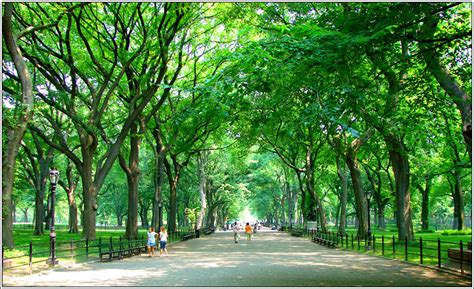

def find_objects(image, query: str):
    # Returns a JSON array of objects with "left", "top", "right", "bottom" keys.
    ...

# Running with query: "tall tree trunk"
[
  {"left": 57, "top": 161, "right": 80, "bottom": 233},
  {"left": 453, "top": 169, "right": 464, "bottom": 230},
  {"left": 345, "top": 150, "right": 368, "bottom": 238},
  {"left": 196, "top": 152, "right": 208, "bottom": 229},
  {"left": 164, "top": 156, "right": 181, "bottom": 232},
  {"left": 336, "top": 156, "right": 348, "bottom": 235},
  {"left": 151, "top": 119, "right": 168, "bottom": 231},
  {"left": 377, "top": 206, "right": 386, "bottom": 230},
  {"left": 34, "top": 194, "right": 46, "bottom": 235},
  {"left": 2, "top": 3, "right": 35, "bottom": 248},
  {"left": 386, "top": 136, "right": 414, "bottom": 240},
  {"left": 80, "top": 144, "right": 98, "bottom": 239},
  {"left": 417, "top": 176, "right": 431, "bottom": 231},
  {"left": 120, "top": 121, "right": 141, "bottom": 240},
  {"left": 23, "top": 209, "right": 29, "bottom": 222}
]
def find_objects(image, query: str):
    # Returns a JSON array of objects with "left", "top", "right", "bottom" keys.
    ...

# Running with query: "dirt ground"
[{"left": 2, "top": 230, "right": 472, "bottom": 287}]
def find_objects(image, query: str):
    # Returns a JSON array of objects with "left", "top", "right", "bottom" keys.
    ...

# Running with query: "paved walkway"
[{"left": 3, "top": 231, "right": 472, "bottom": 287}]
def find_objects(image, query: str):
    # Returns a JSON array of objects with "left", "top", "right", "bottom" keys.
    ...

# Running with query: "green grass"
[
  {"left": 4, "top": 228, "right": 145, "bottom": 263},
  {"left": 305, "top": 225, "right": 472, "bottom": 269}
]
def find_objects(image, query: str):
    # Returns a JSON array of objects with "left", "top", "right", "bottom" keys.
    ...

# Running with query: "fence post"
[
  {"left": 392, "top": 235, "right": 395, "bottom": 258},
  {"left": 419, "top": 237, "right": 423, "bottom": 265},
  {"left": 351, "top": 234, "right": 354, "bottom": 249},
  {"left": 357, "top": 235, "right": 360, "bottom": 250},
  {"left": 364, "top": 233, "right": 367, "bottom": 250},
  {"left": 29, "top": 241, "right": 33, "bottom": 273},
  {"left": 437, "top": 238, "right": 441, "bottom": 268},
  {"left": 382, "top": 235, "right": 384, "bottom": 256},
  {"left": 86, "top": 238, "right": 89, "bottom": 259},
  {"left": 404, "top": 236, "right": 408, "bottom": 261},
  {"left": 460, "top": 240, "right": 463, "bottom": 274},
  {"left": 373, "top": 235, "right": 375, "bottom": 252}
]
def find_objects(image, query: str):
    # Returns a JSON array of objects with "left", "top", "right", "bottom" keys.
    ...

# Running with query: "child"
[
  {"left": 159, "top": 226, "right": 169, "bottom": 257},
  {"left": 245, "top": 222, "right": 252, "bottom": 240},
  {"left": 147, "top": 227, "right": 158, "bottom": 257},
  {"left": 233, "top": 222, "right": 240, "bottom": 243}
]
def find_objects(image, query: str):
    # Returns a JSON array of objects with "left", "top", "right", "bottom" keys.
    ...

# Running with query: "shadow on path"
[{"left": 3, "top": 231, "right": 472, "bottom": 287}]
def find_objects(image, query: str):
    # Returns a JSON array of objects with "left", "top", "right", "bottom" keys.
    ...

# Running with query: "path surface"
[{"left": 3, "top": 231, "right": 472, "bottom": 287}]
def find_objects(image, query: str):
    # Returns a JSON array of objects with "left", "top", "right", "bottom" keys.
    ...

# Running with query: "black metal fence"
[
  {"left": 287, "top": 228, "right": 472, "bottom": 277},
  {"left": 3, "top": 227, "right": 209, "bottom": 275}
]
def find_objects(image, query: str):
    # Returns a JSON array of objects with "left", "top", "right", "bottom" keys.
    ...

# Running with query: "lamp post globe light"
[{"left": 47, "top": 169, "right": 59, "bottom": 266}]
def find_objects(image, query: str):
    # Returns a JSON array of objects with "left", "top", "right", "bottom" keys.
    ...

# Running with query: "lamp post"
[
  {"left": 366, "top": 192, "right": 372, "bottom": 250},
  {"left": 47, "top": 169, "right": 59, "bottom": 266},
  {"left": 158, "top": 200, "right": 163, "bottom": 229}
]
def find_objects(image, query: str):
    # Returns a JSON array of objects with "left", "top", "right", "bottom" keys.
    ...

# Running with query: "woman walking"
[
  {"left": 159, "top": 226, "right": 169, "bottom": 257},
  {"left": 147, "top": 227, "right": 158, "bottom": 257}
]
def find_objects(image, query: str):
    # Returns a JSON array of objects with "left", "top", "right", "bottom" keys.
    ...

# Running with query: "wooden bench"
[
  {"left": 98, "top": 239, "right": 148, "bottom": 262},
  {"left": 130, "top": 239, "right": 146, "bottom": 255},
  {"left": 119, "top": 242, "right": 133, "bottom": 258},
  {"left": 312, "top": 235, "right": 336, "bottom": 248},
  {"left": 448, "top": 248, "right": 472, "bottom": 264},
  {"left": 98, "top": 243, "right": 122, "bottom": 262},
  {"left": 204, "top": 228, "right": 213, "bottom": 235},
  {"left": 290, "top": 229, "right": 305, "bottom": 237},
  {"left": 181, "top": 232, "right": 195, "bottom": 241}
]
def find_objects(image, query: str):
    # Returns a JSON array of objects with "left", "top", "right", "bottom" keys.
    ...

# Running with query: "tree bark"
[
  {"left": 151, "top": 120, "right": 168, "bottom": 231},
  {"left": 386, "top": 136, "right": 414, "bottom": 240},
  {"left": 120, "top": 120, "right": 141, "bottom": 240},
  {"left": 2, "top": 2, "right": 35, "bottom": 248},
  {"left": 416, "top": 175, "right": 431, "bottom": 231},
  {"left": 164, "top": 155, "right": 181, "bottom": 232},
  {"left": 79, "top": 132, "right": 99, "bottom": 239},
  {"left": 196, "top": 152, "right": 209, "bottom": 229},
  {"left": 453, "top": 169, "right": 464, "bottom": 230},
  {"left": 336, "top": 155, "right": 348, "bottom": 235},
  {"left": 63, "top": 162, "right": 79, "bottom": 233},
  {"left": 345, "top": 149, "right": 368, "bottom": 238}
]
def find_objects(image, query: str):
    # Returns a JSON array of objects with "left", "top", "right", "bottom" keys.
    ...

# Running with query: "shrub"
[
  {"left": 416, "top": 229, "right": 435, "bottom": 233},
  {"left": 440, "top": 229, "right": 472, "bottom": 236}
]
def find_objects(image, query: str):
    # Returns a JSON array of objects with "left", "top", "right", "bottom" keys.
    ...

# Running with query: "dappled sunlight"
[{"left": 3, "top": 231, "right": 471, "bottom": 287}]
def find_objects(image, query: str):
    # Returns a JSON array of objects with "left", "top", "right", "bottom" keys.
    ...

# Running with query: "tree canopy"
[{"left": 2, "top": 2, "right": 471, "bottom": 247}]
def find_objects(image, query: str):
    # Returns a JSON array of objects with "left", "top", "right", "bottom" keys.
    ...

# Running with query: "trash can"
[{"left": 195, "top": 229, "right": 200, "bottom": 238}]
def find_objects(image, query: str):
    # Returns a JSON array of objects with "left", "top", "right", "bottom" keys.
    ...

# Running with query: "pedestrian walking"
[
  {"left": 147, "top": 227, "right": 158, "bottom": 257},
  {"left": 245, "top": 222, "right": 252, "bottom": 240},
  {"left": 159, "top": 226, "right": 169, "bottom": 257},
  {"left": 233, "top": 222, "right": 240, "bottom": 243}
]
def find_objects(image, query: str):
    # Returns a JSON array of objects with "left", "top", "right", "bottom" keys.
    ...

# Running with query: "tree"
[{"left": 2, "top": 2, "right": 35, "bottom": 248}]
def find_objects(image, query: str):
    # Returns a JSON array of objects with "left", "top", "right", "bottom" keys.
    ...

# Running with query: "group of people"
[
  {"left": 232, "top": 222, "right": 257, "bottom": 243},
  {"left": 147, "top": 226, "right": 169, "bottom": 257}
]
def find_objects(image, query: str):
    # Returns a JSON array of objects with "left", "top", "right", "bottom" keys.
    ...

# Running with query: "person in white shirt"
[
  {"left": 147, "top": 227, "right": 158, "bottom": 257},
  {"left": 159, "top": 226, "right": 169, "bottom": 257},
  {"left": 232, "top": 222, "right": 240, "bottom": 243}
]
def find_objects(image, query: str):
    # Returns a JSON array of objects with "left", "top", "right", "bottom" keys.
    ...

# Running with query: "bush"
[
  {"left": 440, "top": 229, "right": 472, "bottom": 236},
  {"left": 416, "top": 229, "right": 435, "bottom": 233}
]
